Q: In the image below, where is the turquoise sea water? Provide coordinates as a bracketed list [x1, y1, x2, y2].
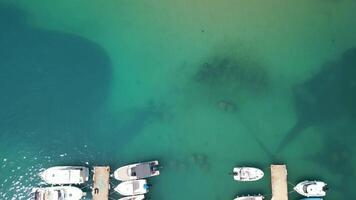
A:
[1, 1, 356, 199]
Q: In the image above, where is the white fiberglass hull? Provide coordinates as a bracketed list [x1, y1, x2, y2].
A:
[33, 186, 84, 200]
[114, 179, 149, 196]
[233, 167, 264, 181]
[234, 195, 264, 200]
[294, 181, 327, 197]
[114, 160, 159, 181]
[118, 194, 145, 200]
[40, 166, 89, 185]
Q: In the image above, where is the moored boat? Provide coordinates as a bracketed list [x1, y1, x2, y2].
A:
[234, 194, 264, 200]
[114, 179, 149, 196]
[300, 198, 323, 200]
[114, 160, 160, 181]
[294, 180, 328, 197]
[40, 166, 89, 185]
[233, 167, 264, 181]
[118, 194, 145, 200]
[32, 186, 85, 200]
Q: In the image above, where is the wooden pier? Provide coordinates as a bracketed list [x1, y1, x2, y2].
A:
[93, 166, 110, 200]
[271, 164, 288, 200]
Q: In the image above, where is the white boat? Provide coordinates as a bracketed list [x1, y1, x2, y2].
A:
[234, 195, 264, 200]
[299, 198, 323, 200]
[32, 186, 85, 200]
[114, 160, 160, 181]
[114, 179, 149, 196]
[294, 180, 328, 197]
[233, 167, 264, 181]
[40, 166, 89, 185]
[118, 195, 145, 200]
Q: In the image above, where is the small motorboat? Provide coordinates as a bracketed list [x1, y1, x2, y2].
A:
[114, 160, 160, 181]
[32, 186, 85, 200]
[39, 166, 89, 185]
[294, 180, 328, 197]
[114, 179, 149, 196]
[300, 198, 323, 200]
[234, 194, 264, 200]
[118, 195, 145, 200]
[233, 167, 264, 181]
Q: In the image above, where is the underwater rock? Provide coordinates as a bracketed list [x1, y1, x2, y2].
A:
[306, 119, 355, 176]
[309, 140, 353, 174]
[167, 159, 189, 171]
[190, 153, 210, 171]
[146, 100, 173, 121]
[217, 100, 237, 113]
[194, 56, 269, 92]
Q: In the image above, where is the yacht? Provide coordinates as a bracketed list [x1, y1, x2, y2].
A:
[40, 166, 89, 185]
[299, 198, 323, 200]
[118, 195, 145, 200]
[32, 186, 85, 200]
[234, 195, 264, 200]
[294, 180, 328, 197]
[114, 160, 160, 181]
[233, 167, 264, 181]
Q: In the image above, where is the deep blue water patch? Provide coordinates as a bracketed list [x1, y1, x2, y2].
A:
[277, 48, 356, 152]
[0, 3, 112, 150]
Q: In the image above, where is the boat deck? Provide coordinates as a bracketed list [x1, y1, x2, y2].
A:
[92, 166, 110, 200]
[271, 164, 288, 200]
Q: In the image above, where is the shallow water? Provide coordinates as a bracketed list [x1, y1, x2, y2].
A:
[1, 0, 356, 199]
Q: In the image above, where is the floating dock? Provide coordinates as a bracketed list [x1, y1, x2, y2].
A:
[93, 166, 110, 200]
[271, 164, 288, 200]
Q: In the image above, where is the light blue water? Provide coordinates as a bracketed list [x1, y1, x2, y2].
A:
[1, 1, 356, 200]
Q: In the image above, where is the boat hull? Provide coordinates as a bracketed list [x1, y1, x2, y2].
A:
[118, 195, 145, 200]
[114, 179, 149, 196]
[233, 167, 264, 181]
[33, 186, 84, 200]
[300, 198, 323, 200]
[40, 166, 89, 185]
[234, 195, 264, 200]
[294, 181, 327, 197]
[114, 161, 159, 181]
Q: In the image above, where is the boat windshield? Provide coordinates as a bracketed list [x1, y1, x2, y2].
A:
[34, 191, 44, 200]
[303, 184, 309, 193]
[239, 169, 251, 180]
[58, 190, 64, 199]
[133, 181, 141, 191]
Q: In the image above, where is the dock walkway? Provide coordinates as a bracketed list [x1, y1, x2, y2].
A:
[271, 164, 288, 200]
[93, 166, 110, 200]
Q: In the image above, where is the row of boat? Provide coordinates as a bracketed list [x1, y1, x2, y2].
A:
[232, 167, 264, 200]
[33, 166, 88, 200]
[114, 160, 160, 199]
[231, 167, 328, 200]
[32, 160, 161, 200]
[32, 163, 327, 200]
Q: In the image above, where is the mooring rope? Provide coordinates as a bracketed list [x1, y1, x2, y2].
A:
[288, 181, 296, 187]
